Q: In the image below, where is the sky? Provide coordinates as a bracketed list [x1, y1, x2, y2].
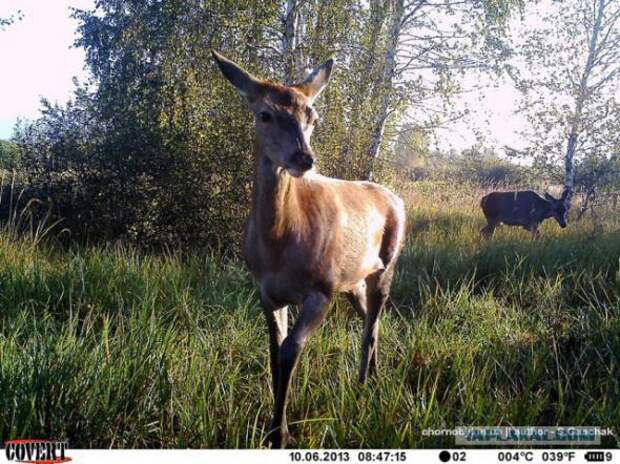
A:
[0, 0, 93, 138]
[431, 77, 527, 153]
[0, 0, 526, 152]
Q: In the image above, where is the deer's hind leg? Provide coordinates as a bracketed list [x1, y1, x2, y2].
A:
[480, 221, 497, 239]
[358, 207, 405, 384]
[358, 266, 395, 384]
[347, 281, 367, 319]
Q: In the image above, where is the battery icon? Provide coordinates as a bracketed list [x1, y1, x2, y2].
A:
[585, 451, 606, 462]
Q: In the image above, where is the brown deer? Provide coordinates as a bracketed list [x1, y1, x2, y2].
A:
[212, 51, 406, 448]
[480, 190, 568, 239]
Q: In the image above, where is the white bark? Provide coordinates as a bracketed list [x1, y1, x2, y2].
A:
[366, 0, 405, 171]
[294, 6, 308, 79]
[281, 0, 307, 83]
[341, 0, 387, 162]
[563, 0, 605, 207]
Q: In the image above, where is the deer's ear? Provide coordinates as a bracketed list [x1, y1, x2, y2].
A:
[212, 50, 262, 99]
[296, 58, 334, 101]
[544, 192, 556, 202]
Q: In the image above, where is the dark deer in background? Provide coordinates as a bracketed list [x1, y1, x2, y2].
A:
[212, 51, 406, 448]
[480, 190, 568, 239]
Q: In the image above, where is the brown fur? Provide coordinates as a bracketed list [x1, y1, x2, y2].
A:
[244, 151, 405, 305]
[212, 51, 406, 448]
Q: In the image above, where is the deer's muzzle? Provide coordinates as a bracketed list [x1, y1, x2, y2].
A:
[290, 151, 314, 172]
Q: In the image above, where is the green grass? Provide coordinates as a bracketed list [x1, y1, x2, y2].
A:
[0, 182, 619, 448]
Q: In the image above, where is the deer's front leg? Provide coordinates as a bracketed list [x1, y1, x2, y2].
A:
[261, 298, 288, 398]
[267, 291, 331, 449]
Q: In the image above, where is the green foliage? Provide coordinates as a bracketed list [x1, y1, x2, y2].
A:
[12, 0, 521, 249]
[394, 142, 527, 187]
[14, 0, 386, 247]
[447, 146, 528, 186]
[0, 10, 22, 30]
[16, 1, 267, 247]
[575, 156, 620, 193]
[0, 140, 20, 172]
[514, 0, 620, 190]
[0, 182, 618, 447]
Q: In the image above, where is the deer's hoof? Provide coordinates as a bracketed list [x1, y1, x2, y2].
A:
[265, 426, 292, 449]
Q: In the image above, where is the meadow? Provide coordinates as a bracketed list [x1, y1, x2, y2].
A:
[0, 181, 619, 448]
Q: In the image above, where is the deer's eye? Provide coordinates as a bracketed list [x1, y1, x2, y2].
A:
[258, 112, 272, 123]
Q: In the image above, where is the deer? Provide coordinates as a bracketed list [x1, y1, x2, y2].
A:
[480, 190, 568, 239]
[212, 51, 406, 448]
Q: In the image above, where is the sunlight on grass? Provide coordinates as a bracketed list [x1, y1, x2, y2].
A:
[0, 181, 619, 448]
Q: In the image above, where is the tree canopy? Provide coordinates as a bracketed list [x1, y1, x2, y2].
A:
[11, 0, 532, 248]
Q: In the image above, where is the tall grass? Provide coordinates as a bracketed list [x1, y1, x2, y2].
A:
[0, 181, 618, 448]
[0, 173, 63, 246]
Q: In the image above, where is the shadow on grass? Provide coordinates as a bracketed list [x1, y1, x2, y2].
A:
[392, 210, 620, 313]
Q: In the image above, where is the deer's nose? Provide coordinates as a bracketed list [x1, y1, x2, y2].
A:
[292, 151, 314, 171]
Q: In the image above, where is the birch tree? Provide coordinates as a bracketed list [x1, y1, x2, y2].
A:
[362, 0, 520, 179]
[0, 10, 22, 30]
[13, 0, 525, 246]
[515, 0, 620, 209]
[366, 0, 407, 171]
[281, 0, 308, 82]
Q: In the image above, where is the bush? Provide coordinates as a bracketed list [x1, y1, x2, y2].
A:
[0, 140, 20, 172]
[445, 148, 527, 186]
[13, 89, 254, 248]
[10, 0, 393, 250]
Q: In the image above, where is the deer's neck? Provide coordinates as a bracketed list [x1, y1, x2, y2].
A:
[252, 151, 302, 240]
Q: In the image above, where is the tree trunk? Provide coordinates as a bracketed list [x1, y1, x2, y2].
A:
[340, 0, 387, 166]
[282, 0, 299, 84]
[563, 0, 605, 207]
[576, 185, 596, 221]
[365, 0, 405, 180]
[294, 6, 308, 79]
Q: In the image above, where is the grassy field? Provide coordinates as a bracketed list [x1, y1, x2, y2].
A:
[0, 181, 619, 448]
